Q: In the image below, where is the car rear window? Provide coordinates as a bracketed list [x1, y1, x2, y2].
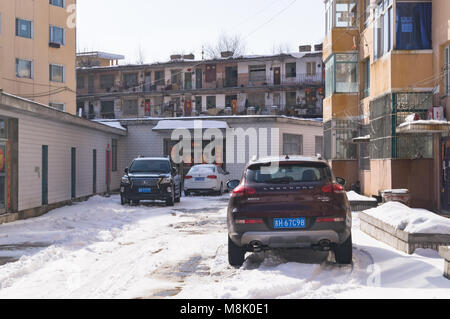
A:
[188, 166, 216, 174]
[246, 162, 332, 184]
[129, 160, 171, 174]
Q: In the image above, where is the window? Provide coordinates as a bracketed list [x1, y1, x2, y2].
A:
[100, 74, 115, 90]
[445, 45, 450, 96]
[286, 63, 296, 78]
[49, 64, 65, 82]
[50, 0, 65, 8]
[16, 18, 32, 38]
[77, 76, 85, 89]
[373, 0, 393, 60]
[49, 103, 65, 111]
[100, 101, 115, 119]
[335, 0, 357, 27]
[195, 96, 202, 112]
[205, 65, 216, 82]
[16, 59, 33, 79]
[286, 91, 297, 107]
[123, 73, 138, 89]
[112, 139, 118, 172]
[123, 99, 138, 116]
[206, 96, 216, 109]
[171, 69, 182, 87]
[363, 0, 371, 28]
[315, 136, 324, 156]
[325, 53, 358, 96]
[283, 134, 303, 155]
[246, 163, 332, 184]
[49, 25, 65, 45]
[155, 71, 165, 86]
[247, 93, 265, 109]
[306, 62, 316, 76]
[362, 58, 370, 98]
[249, 65, 266, 82]
[396, 2, 432, 51]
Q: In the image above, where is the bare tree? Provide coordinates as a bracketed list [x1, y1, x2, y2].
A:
[135, 44, 146, 65]
[271, 42, 292, 55]
[203, 33, 246, 59]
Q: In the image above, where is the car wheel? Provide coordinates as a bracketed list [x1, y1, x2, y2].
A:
[185, 190, 191, 197]
[132, 200, 140, 206]
[333, 234, 353, 265]
[228, 236, 245, 268]
[175, 185, 181, 203]
[166, 187, 175, 206]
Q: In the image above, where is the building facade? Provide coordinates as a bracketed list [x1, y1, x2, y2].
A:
[0, 90, 125, 225]
[76, 50, 325, 120]
[323, 0, 450, 211]
[0, 0, 77, 114]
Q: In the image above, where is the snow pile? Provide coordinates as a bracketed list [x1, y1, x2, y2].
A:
[94, 121, 126, 131]
[347, 191, 377, 202]
[364, 201, 450, 234]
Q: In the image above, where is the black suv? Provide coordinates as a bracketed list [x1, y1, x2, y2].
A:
[120, 157, 182, 206]
[227, 156, 352, 267]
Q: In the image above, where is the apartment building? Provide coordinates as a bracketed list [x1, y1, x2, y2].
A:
[323, 0, 450, 211]
[76, 49, 324, 120]
[0, 0, 76, 114]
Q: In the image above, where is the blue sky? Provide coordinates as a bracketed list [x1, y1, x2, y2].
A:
[76, 0, 325, 64]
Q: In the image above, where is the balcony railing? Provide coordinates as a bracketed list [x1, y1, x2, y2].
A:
[79, 73, 324, 95]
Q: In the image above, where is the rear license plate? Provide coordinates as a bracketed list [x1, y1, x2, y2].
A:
[138, 188, 152, 193]
[274, 218, 306, 229]
[195, 177, 205, 181]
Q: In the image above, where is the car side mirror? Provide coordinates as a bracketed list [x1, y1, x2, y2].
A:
[227, 180, 240, 190]
[124, 168, 129, 174]
[336, 177, 346, 187]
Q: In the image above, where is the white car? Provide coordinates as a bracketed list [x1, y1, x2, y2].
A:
[184, 164, 230, 196]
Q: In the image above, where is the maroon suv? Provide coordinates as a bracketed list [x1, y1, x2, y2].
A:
[227, 156, 352, 267]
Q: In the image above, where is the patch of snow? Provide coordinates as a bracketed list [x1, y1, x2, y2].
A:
[347, 191, 377, 202]
[364, 201, 450, 234]
[93, 121, 126, 131]
[399, 119, 449, 128]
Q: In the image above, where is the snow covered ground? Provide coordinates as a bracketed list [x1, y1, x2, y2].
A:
[0, 195, 449, 299]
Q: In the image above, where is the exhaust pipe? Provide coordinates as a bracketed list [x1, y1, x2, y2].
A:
[249, 241, 263, 253]
[318, 239, 332, 251]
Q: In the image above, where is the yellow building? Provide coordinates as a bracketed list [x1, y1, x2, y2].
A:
[0, 0, 76, 114]
[323, 0, 450, 211]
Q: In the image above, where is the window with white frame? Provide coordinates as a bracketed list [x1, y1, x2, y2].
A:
[50, 0, 65, 8]
[325, 0, 357, 34]
[373, 0, 393, 61]
[49, 25, 65, 45]
[445, 45, 450, 96]
[283, 134, 303, 156]
[49, 64, 65, 82]
[16, 59, 33, 79]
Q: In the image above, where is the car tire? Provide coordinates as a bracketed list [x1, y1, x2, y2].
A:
[175, 185, 181, 203]
[333, 234, 353, 265]
[216, 183, 223, 196]
[228, 236, 245, 267]
[132, 200, 140, 206]
[120, 195, 128, 205]
[166, 187, 175, 206]
[185, 190, 191, 197]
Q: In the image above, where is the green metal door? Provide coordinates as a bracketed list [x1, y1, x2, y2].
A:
[71, 147, 76, 199]
[93, 149, 97, 194]
[42, 145, 48, 205]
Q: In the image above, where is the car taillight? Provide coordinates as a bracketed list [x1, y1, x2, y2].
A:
[185, 176, 193, 180]
[321, 183, 345, 194]
[232, 185, 256, 197]
[235, 219, 264, 224]
[316, 217, 345, 223]
[207, 175, 217, 179]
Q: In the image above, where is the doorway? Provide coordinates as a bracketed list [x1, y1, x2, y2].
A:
[273, 67, 281, 85]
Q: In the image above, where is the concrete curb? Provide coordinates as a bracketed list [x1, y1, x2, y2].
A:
[439, 246, 450, 280]
[359, 212, 450, 254]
